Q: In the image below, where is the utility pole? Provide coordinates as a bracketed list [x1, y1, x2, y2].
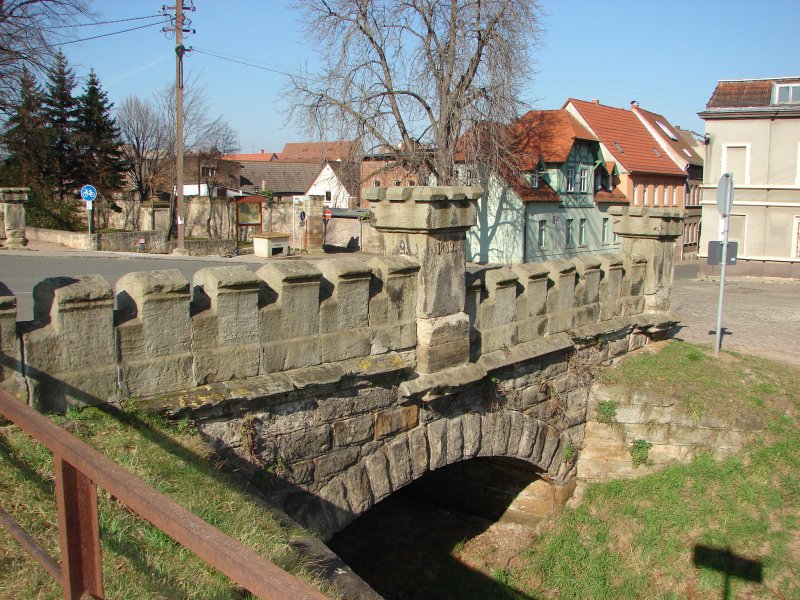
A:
[162, 2, 195, 250]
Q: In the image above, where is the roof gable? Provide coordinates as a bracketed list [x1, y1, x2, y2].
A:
[565, 99, 684, 176]
[280, 141, 360, 163]
[633, 106, 703, 167]
[239, 162, 323, 193]
[509, 110, 597, 168]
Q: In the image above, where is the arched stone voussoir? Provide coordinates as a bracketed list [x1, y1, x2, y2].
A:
[309, 411, 571, 537]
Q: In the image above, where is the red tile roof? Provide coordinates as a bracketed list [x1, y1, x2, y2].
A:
[280, 141, 360, 163]
[509, 110, 597, 168]
[633, 107, 703, 167]
[223, 151, 278, 162]
[705, 80, 773, 109]
[565, 99, 684, 176]
[594, 188, 628, 204]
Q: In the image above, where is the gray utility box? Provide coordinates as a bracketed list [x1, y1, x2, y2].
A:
[707, 241, 738, 266]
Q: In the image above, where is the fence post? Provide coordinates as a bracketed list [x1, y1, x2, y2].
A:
[55, 457, 104, 600]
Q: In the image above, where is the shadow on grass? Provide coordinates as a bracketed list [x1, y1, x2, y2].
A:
[693, 544, 763, 600]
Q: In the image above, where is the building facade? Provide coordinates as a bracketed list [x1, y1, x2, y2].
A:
[698, 77, 800, 277]
[564, 99, 695, 259]
[466, 110, 626, 264]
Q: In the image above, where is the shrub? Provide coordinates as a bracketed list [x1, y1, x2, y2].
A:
[597, 400, 617, 424]
[630, 439, 653, 467]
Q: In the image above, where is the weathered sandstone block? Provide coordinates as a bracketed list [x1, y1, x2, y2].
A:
[23, 275, 116, 410]
[191, 266, 260, 384]
[257, 261, 321, 372]
[116, 270, 192, 397]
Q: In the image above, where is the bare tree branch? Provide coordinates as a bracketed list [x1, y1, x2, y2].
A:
[288, 0, 542, 185]
[0, 0, 94, 114]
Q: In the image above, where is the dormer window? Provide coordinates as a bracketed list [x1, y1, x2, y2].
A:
[531, 169, 539, 189]
[775, 83, 800, 104]
[201, 166, 216, 178]
[566, 168, 575, 192]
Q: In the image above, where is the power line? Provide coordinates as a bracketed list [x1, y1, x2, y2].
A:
[192, 48, 295, 78]
[45, 14, 165, 29]
[38, 20, 171, 50]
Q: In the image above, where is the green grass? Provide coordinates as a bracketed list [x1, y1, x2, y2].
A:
[0, 405, 335, 599]
[508, 342, 800, 599]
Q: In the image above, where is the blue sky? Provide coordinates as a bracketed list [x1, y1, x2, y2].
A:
[60, 0, 800, 153]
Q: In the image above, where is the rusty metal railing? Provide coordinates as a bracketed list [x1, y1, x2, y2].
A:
[0, 388, 328, 600]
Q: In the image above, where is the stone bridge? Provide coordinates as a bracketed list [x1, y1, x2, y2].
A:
[0, 186, 683, 539]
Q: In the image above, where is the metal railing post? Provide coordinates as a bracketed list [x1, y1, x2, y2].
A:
[54, 457, 105, 600]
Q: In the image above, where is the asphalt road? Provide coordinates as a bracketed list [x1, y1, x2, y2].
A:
[670, 266, 800, 367]
[0, 248, 261, 321]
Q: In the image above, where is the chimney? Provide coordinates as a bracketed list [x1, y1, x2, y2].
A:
[630, 100, 639, 108]
[592, 99, 600, 105]
[260, 149, 265, 154]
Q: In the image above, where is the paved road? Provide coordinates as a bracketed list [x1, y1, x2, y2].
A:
[671, 262, 800, 367]
[0, 240, 379, 321]
[0, 242, 280, 320]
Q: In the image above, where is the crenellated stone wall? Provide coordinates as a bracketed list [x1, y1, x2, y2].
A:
[0, 186, 685, 538]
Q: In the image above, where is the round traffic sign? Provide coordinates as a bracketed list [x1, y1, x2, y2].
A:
[80, 185, 97, 201]
[323, 208, 332, 221]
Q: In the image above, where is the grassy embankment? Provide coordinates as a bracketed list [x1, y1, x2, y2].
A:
[0, 404, 336, 599]
[471, 342, 799, 599]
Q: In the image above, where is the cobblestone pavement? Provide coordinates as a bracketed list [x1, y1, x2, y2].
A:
[671, 263, 800, 367]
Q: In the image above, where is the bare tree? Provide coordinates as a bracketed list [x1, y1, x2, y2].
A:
[157, 76, 239, 237]
[0, 0, 93, 114]
[117, 95, 170, 228]
[289, 0, 542, 186]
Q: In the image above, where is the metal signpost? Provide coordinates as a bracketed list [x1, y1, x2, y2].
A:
[713, 173, 734, 356]
[81, 185, 97, 250]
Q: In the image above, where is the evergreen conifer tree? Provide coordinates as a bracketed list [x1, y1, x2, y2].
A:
[0, 68, 49, 187]
[0, 68, 70, 229]
[76, 69, 126, 227]
[42, 50, 82, 228]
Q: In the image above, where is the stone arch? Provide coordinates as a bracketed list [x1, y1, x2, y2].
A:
[309, 410, 570, 539]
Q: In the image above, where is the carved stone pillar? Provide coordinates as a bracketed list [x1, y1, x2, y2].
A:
[0, 187, 29, 248]
[366, 186, 482, 374]
[608, 206, 685, 311]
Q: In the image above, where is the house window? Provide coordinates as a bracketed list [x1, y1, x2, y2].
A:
[537, 220, 547, 248]
[642, 186, 648, 206]
[201, 166, 216, 178]
[602, 217, 610, 244]
[613, 231, 620, 244]
[594, 170, 602, 191]
[407, 180, 415, 186]
[531, 170, 539, 189]
[565, 218, 574, 246]
[723, 144, 750, 186]
[566, 168, 575, 192]
[578, 218, 587, 245]
[373, 180, 381, 187]
[394, 180, 402, 186]
[579, 169, 588, 192]
[325, 191, 332, 202]
[775, 83, 800, 104]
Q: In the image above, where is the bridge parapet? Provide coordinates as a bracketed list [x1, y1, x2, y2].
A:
[1, 188, 683, 414]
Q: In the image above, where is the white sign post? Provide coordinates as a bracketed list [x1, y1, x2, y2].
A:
[714, 173, 734, 356]
[81, 185, 97, 250]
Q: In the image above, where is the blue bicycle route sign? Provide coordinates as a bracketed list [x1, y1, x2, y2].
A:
[80, 185, 97, 201]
